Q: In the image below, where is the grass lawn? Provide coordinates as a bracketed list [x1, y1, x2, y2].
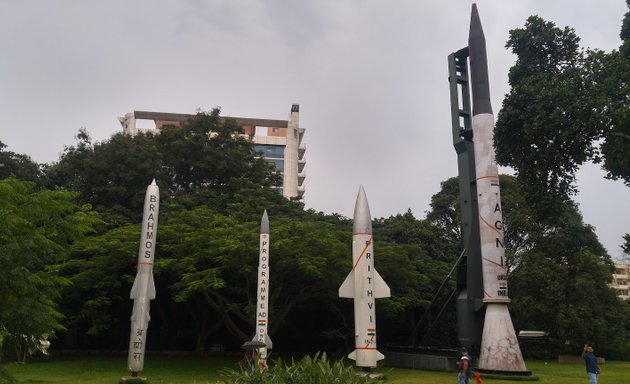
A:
[4, 356, 629, 384]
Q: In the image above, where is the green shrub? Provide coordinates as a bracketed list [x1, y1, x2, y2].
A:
[220, 352, 375, 384]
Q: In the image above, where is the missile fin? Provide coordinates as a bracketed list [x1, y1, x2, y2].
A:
[338, 271, 355, 298]
[130, 274, 140, 299]
[376, 350, 385, 361]
[147, 273, 156, 300]
[265, 333, 273, 349]
[373, 269, 391, 298]
[250, 333, 273, 349]
[348, 350, 357, 360]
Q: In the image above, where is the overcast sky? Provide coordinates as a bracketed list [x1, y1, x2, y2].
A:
[1, 0, 628, 259]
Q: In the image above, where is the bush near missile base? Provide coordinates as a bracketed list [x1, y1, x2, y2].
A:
[219, 352, 377, 384]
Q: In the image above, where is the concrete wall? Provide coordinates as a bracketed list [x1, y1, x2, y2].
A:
[385, 352, 458, 371]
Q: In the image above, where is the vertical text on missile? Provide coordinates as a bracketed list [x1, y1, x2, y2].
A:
[142, 194, 158, 261]
[257, 233, 269, 338]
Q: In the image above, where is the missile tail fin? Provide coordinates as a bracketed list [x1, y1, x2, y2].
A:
[130, 274, 140, 299]
[251, 333, 273, 349]
[373, 269, 391, 298]
[265, 333, 273, 349]
[338, 271, 355, 298]
[147, 273, 156, 300]
[376, 350, 385, 361]
[348, 350, 357, 360]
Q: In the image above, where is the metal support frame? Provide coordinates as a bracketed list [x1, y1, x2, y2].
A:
[448, 48, 485, 351]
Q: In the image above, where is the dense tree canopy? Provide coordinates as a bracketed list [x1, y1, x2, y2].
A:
[0, 178, 99, 360]
[495, 4, 630, 221]
[495, 16, 596, 215]
[47, 109, 280, 220]
[0, 141, 42, 185]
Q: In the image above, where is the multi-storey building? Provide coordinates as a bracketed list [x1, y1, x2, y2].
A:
[612, 264, 630, 300]
[119, 104, 306, 199]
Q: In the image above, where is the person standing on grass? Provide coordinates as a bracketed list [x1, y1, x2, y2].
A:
[457, 347, 472, 384]
[582, 344, 600, 384]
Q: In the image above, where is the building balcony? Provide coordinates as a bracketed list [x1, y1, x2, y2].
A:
[298, 172, 306, 185]
[298, 158, 306, 173]
[297, 185, 305, 197]
[298, 144, 306, 158]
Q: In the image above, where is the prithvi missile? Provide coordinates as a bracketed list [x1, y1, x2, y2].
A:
[127, 179, 160, 375]
[339, 186, 390, 369]
[469, 4, 527, 373]
[253, 210, 273, 359]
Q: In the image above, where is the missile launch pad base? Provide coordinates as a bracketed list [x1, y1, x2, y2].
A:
[356, 370, 386, 380]
[119, 376, 149, 384]
[476, 369, 539, 381]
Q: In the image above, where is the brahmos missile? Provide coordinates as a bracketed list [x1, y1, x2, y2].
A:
[469, 4, 527, 373]
[339, 186, 390, 369]
[253, 210, 273, 359]
[127, 179, 159, 375]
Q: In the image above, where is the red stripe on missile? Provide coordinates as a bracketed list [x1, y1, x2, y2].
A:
[482, 257, 506, 269]
[479, 215, 502, 237]
[352, 236, 373, 271]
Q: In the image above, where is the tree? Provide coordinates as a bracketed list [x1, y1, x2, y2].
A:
[596, 0, 630, 185]
[508, 202, 628, 358]
[373, 210, 459, 346]
[155, 205, 353, 354]
[623, 233, 630, 258]
[57, 224, 139, 344]
[47, 109, 280, 220]
[47, 129, 167, 220]
[494, 16, 596, 217]
[156, 109, 279, 195]
[0, 178, 99, 361]
[0, 141, 42, 184]
[495, 8, 630, 236]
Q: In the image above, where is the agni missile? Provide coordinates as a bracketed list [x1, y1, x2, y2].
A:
[127, 179, 160, 376]
[469, 4, 527, 373]
[252, 210, 273, 359]
[339, 186, 390, 369]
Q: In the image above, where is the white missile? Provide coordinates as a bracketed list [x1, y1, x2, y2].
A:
[469, 4, 527, 373]
[339, 186, 390, 369]
[127, 179, 159, 375]
[253, 210, 272, 359]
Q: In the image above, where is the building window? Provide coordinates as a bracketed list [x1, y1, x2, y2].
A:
[265, 159, 284, 172]
[254, 145, 284, 159]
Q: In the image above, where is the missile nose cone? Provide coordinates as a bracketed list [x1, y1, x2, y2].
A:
[150, 179, 157, 186]
[352, 185, 372, 235]
[468, 3, 493, 116]
[469, 4, 484, 44]
[261, 210, 269, 234]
